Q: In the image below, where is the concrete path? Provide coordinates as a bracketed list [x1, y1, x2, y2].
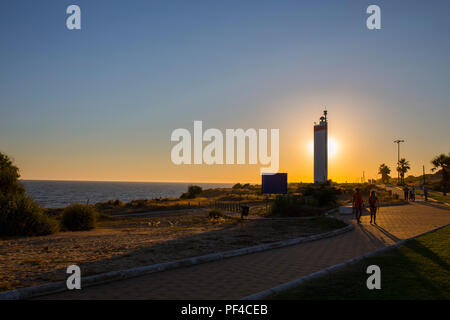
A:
[40, 202, 449, 300]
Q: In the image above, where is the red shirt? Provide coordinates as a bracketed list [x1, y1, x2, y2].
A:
[354, 193, 363, 206]
[369, 196, 378, 206]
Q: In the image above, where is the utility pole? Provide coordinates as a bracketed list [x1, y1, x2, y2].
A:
[423, 165, 426, 187]
[394, 140, 405, 184]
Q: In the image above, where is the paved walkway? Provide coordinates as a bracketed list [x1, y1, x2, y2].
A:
[41, 203, 449, 300]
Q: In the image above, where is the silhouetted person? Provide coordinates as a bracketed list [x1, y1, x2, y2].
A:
[403, 185, 409, 201]
[368, 190, 380, 224]
[424, 187, 428, 201]
[409, 186, 416, 201]
[353, 188, 363, 224]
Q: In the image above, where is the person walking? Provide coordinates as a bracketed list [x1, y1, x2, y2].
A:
[403, 185, 409, 201]
[353, 188, 363, 224]
[410, 186, 416, 201]
[424, 186, 428, 201]
[368, 190, 380, 224]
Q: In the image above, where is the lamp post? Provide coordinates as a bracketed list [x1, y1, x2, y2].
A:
[394, 140, 405, 184]
[423, 165, 426, 187]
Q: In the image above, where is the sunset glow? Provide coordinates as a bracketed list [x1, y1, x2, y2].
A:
[308, 138, 339, 159]
[1, 1, 449, 185]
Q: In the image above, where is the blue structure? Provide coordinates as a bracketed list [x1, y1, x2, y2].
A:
[262, 173, 288, 194]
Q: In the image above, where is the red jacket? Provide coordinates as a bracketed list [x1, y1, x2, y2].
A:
[353, 193, 363, 206]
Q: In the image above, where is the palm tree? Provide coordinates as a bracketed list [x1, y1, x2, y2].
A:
[431, 153, 450, 195]
[378, 163, 391, 184]
[397, 158, 410, 185]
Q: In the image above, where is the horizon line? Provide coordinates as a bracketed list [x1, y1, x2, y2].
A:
[19, 178, 241, 184]
[19, 178, 391, 184]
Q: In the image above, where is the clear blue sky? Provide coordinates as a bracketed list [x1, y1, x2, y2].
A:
[1, 0, 449, 182]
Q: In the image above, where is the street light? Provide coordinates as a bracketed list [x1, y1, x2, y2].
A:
[394, 139, 405, 184]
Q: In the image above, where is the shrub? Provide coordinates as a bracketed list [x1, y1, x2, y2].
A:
[208, 209, 224, 219]
[232, 183, 242, 189]
[62, 203, 97, 231]
[0, 196, 59, 236]
[270, 196, 324, 217]
[180, 185, 203, 199]
[0, 152, 59, 237]
[113, 199, 124, 206]
[314, 187, 338, 207]
[300, 185, 338, 207]
[95, 199, 126, 211]
[126, 199, 152, 208]
[216, 194, 243, 201]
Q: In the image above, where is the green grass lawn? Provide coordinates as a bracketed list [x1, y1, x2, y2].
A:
[429, 192, 450, 204]
[415, 190, 450, 204]
[269, 225, 450, 300]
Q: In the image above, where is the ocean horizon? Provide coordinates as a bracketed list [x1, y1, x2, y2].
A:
[20, 180, 234, 208]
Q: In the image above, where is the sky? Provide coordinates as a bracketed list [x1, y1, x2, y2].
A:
[1, 0, 449, 183]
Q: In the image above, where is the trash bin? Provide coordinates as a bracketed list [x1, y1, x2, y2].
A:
[240, 205, 249, 219]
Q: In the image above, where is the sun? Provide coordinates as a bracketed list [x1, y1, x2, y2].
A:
[308, 138, 339, 159]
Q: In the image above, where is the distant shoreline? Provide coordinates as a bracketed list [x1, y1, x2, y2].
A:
[19, 179, 239, 184]
[20, 180, 235, 209]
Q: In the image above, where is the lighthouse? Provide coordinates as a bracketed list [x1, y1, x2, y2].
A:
[314, 110, 328, 184]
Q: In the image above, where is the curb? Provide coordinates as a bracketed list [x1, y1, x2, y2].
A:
[241, 223, 450, 300]
[0, 216, 353, 300]
[415, 200, 450, 210]
[427, 198, 450, 207]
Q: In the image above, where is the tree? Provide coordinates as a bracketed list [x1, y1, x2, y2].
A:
[431, 153, 450, 196]
[396, 158, 410, 185]
[180, 185, 203, 199]
[378, 163, 391, 184]
[0, 152, 25, 199]
[232, 183, 242, 189]
[0, 152, 58, 236]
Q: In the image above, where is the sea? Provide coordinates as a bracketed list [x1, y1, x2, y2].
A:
[20, 180, 233, 208]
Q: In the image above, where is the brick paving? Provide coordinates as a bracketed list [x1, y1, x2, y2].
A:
[40, 202, 449, 300]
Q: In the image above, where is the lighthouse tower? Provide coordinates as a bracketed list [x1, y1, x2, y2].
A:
[314, 110, 328, 184]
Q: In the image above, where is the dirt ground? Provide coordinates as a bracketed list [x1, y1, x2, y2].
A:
[0, 210, 343, 292]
